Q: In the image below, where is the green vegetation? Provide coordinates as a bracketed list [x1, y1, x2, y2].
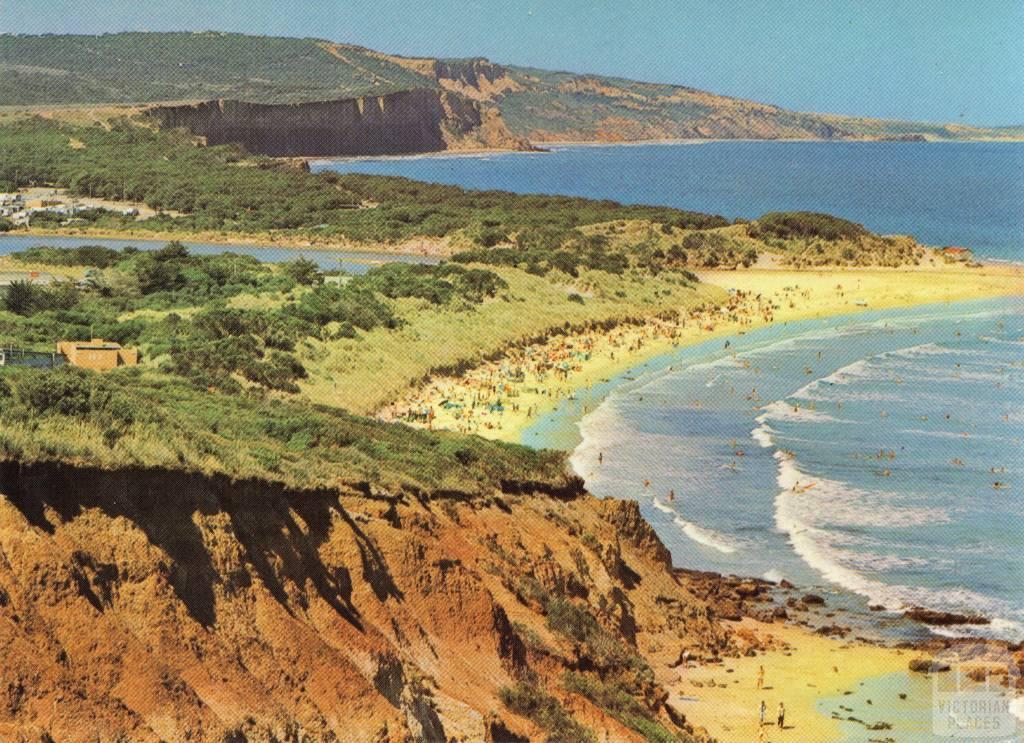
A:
[299, 265, 717, 413]
[0, 119, 365, 232]
[545, 598, 651, 686]
[506, 575, 671, 741]
[0, 117, 927, 271]
[2, 32, 1013, 144]
[12, 244, 126, 268]
[563, 673, 678, 743]
[2, 238, 717, 415]
[0, 364, 570, 495]
[0, 32, 434, 105]
[499, 682, 596, 743]
[357, 263, 508, 305]
[748, 212, 924, 267]
[3, 243, 525, 394]
[675, 232, 757, 269]
[0, 117, 729, 247]
[749, 211, 868, 242]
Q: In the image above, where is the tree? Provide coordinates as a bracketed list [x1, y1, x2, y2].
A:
[4, 280, 42, 315]
[281, 257, 322, 286]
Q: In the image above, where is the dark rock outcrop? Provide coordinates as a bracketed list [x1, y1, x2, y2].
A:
[148, 89, 529, 157]
[909, 658, 952, 673]
[904, 607, 991, 626]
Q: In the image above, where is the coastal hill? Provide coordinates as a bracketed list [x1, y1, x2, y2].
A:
[2, 31, 1020, 157]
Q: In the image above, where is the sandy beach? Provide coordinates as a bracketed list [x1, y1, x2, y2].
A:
[380, 264, 1023, 444]
[669, 619, 918, 742]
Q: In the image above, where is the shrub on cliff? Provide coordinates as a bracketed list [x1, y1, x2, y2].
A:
[499, 683, 596, 743]
[545, 598, 651, 686]
[563, 673, 677, 743]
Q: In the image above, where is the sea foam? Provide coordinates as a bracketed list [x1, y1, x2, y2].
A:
[673, 515, 739, 554]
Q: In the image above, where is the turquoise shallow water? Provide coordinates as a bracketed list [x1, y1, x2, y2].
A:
[315, 141, 1024, 262]
[524, 297, 1024, 644]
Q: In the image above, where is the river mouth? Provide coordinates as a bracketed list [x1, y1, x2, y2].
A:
[525, 296, 1024, 644]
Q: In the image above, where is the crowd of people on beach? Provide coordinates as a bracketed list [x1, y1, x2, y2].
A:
[380, 286, 786, 435]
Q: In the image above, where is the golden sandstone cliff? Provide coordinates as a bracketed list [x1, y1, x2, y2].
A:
[0, 460, 751, 741]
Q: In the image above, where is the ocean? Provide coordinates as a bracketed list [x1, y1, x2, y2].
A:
[315, 140, 1024, 263]
[523, 297, 1023, 643]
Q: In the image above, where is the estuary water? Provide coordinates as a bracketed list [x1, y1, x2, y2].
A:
[0, 233, 440, 273]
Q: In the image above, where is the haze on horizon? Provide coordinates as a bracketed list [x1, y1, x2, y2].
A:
[1, 0, 1021, 128]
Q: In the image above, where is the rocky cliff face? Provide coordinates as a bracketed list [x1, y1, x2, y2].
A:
[149, 88, 530, 157]
[0, 460, 731, 741]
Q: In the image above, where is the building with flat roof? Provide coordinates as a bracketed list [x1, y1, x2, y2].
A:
[57, 339, 138, 371]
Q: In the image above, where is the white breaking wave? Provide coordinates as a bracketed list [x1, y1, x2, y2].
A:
[751, 422, 775, 448]
[774, 455, 948, 529]
[887, 342, 976, 358]
[652, 497, 675, 514]
[763, 569, 787, 583]
[899, 428, 1006, 442]
[981, 335, 1024, 346]
[673, 515, 739, 554]
[772, 452, 1023, 641]
[757, 400, 847, 424]
[569, 398, 633, 480]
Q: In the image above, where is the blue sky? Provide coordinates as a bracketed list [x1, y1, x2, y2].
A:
[2, 0, 1021, 126]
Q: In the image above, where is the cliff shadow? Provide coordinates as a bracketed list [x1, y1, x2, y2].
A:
[0, 461, 387, 631]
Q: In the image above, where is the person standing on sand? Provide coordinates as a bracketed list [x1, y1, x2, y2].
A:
[759, 700, 766, 726]
[758, 725, 768, 743]
[777, 701, 785, 729]
[756, 664, 765, 689]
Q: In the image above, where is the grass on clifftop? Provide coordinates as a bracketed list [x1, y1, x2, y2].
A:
[0, 241, 712, 492]
[299, 264, 719, 413]
[0, 365, 570, 496]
